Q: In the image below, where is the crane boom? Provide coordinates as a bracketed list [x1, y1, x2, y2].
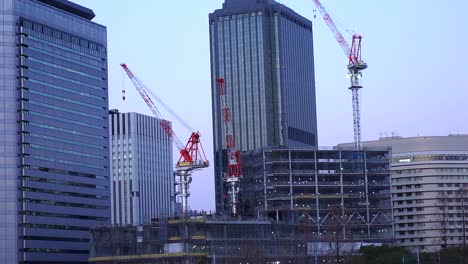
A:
[312, 0, 367, 150]
[312, 0, 350, 58]
[120, 63, 184, 150]
[121, 63, 209, 213]
[120, 63, 209, 168]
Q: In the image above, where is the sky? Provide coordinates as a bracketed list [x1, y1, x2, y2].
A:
[73, 0, 468, 211]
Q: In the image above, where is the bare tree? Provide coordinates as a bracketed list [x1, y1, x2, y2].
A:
[456, 188, 468, 247]
[456, 187, 468, 263]
[438, 193, 450, 250]
[322, 205, 355, 263]
[295, 213, 316, 264]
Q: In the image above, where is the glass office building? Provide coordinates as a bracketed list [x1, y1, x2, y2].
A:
[1, 0, 109, 262]
[209, 0, 318, 211]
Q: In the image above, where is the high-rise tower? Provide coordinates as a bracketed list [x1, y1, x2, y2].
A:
[0, 0, 109, 262]
[209, 0, 318, 212]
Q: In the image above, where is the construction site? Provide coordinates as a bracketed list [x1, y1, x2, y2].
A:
[89, 214, 312, 263]
[241, 147, 394, 241]
[89, 147, 393, 263]
[89, 0, 395, 263]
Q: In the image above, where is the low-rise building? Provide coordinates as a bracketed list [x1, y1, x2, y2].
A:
[339, 135, 468, 252]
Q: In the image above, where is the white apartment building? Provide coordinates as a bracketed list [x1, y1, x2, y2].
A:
[340, 135, 468, 252]
[109, 110, 174, 225]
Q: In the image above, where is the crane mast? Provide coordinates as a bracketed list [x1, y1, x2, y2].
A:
[120, 63, 209, 213]
[312, 0, 367, 150]
[216, 78, 242, 216]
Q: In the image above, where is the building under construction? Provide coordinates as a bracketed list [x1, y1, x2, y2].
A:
[240, 147, 394, 241]
[89, 147, 394, 263]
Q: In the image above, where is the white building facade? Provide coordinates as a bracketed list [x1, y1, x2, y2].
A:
[110, 110, 174, 225]
[340, 135, 468, 252]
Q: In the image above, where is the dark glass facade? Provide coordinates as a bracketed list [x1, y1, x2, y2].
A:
[209, 0, 318, 212]
[0, 0, 109, 262]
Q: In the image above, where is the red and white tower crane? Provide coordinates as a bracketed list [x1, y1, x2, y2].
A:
[216, 78, 242, 216]
[120, 63, 209, 213]
[312, 0, 368, 150]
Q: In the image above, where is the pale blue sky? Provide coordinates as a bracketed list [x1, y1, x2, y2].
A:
[73, 0, 468, 211]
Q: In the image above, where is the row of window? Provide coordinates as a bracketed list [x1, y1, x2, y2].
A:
[22, 175, 107, 190]
[395, 192, 423, 197]
[24, 165, 107, 181]
[21, 19, 106, 53]
[26, 78, 104, 100]
[22, 187, 108, 200]
[26, 143, 105, 160]
[26, 56, 104, 80]
[397, 207, 424, 212]
[22, 210, 107, 222]
[394, 168, 468, 174]
[27, 68, 104, 91]
[394, 154, 468, 163]
[24, 34, 103, 63]
[440, 221, 467, 226]
[396, 184, 422, 189]
[26, 121, 105, 139]
[27, 154, 106, 170]
[438, 183, 468, 187]
[22, 248, 88, 254]
[27, 45, 103, 71]
[25, 132, 105, 150]
[26, 88, 104, 111]
[398, 222, 426, 228]
[393, 176, 468, 183]
[25, 100, 104, 120]
[21, 223, 88, 232]
[440, 205, 468, 211]
[27, 111, 104, 130]
[396, 200, 425, 205]
[23, 198, 107, 210]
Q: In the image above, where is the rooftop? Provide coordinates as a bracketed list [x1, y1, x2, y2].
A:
[36, 0, 95, 20]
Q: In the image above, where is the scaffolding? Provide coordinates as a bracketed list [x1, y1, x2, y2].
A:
[241, 147, 394, 243]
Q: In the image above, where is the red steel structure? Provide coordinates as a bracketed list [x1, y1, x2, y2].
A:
[120, 63, 209, 212]
[120, 63, 208, 169]
[312, 0, 364, 66]
[216, 78, 241, 177]
[216, 78, 242, 215]
[312, 0, 367, 150]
